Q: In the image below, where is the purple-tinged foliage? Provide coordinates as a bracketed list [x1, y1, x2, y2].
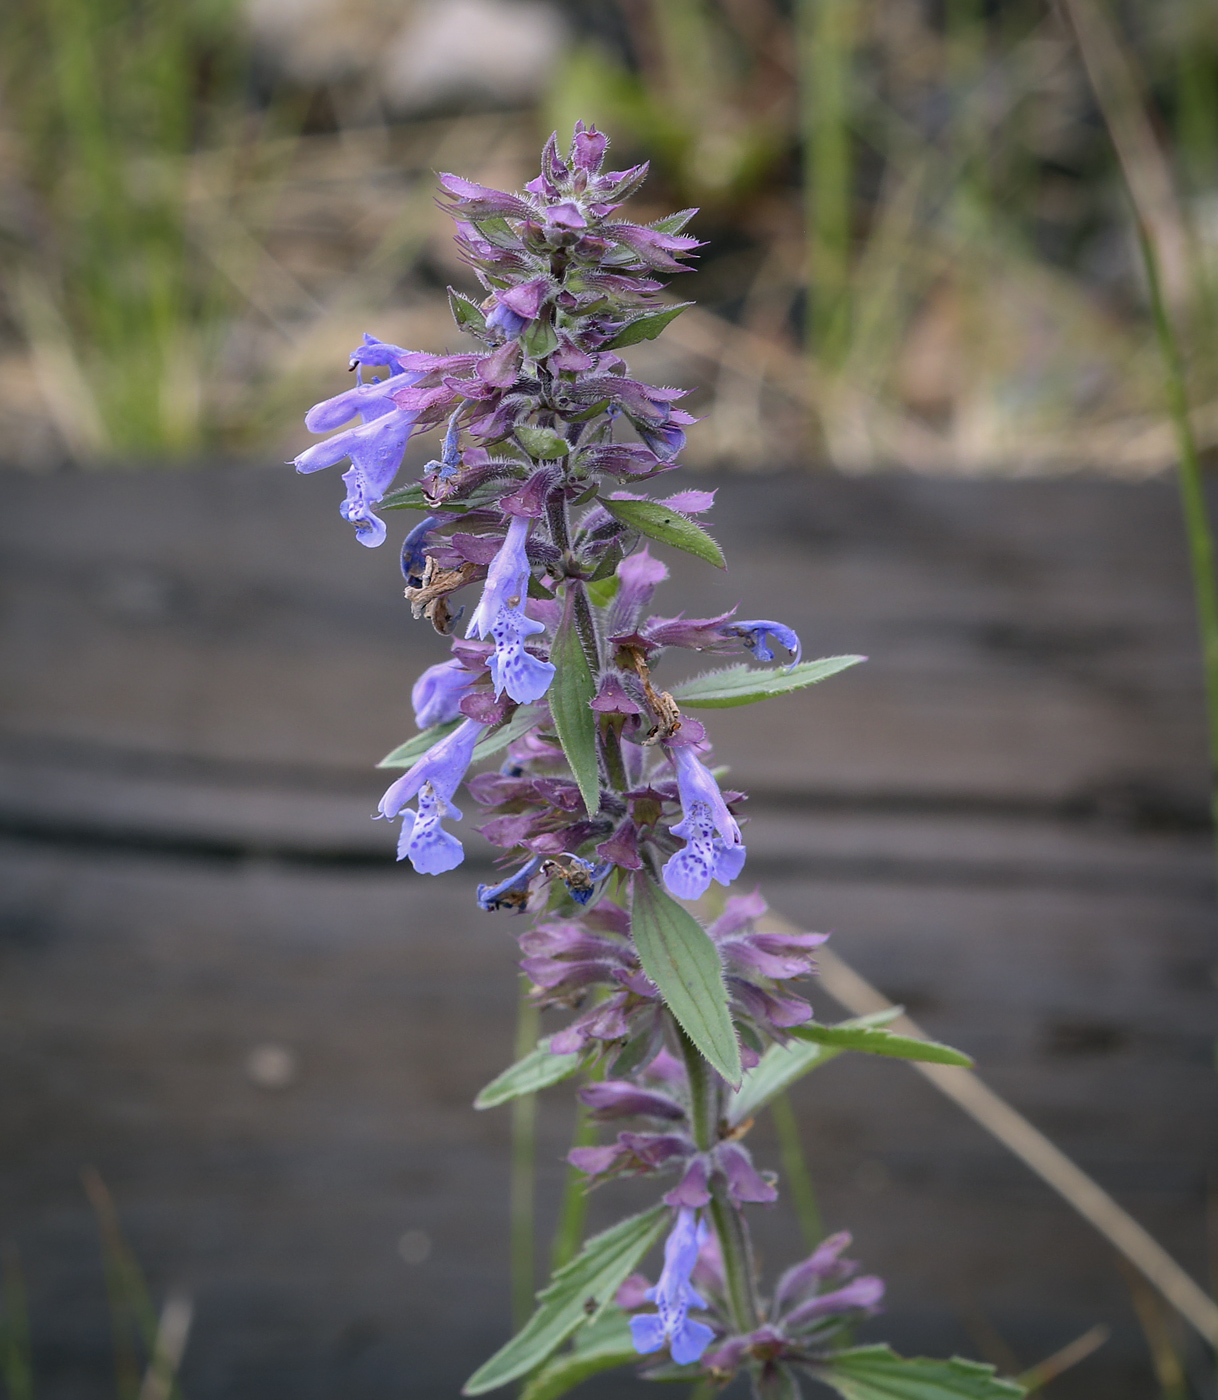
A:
[292, 125, 899, 1400]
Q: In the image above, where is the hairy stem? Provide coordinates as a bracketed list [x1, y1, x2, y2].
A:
[676, 1027, 760, 1332]
[510, 979, 539, 1331]
[709, 1183, 760, 1335]
[676, 1025, 718, 1153]
[771, 1090, 824, 1249]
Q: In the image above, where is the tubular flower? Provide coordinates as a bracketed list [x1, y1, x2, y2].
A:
[467, 515, 556, 704]
[294, 335, 422, 547]
[377, 717, 485, 874]
[662, 746, 746, 900]
[411, 658, 475, 729]
[630, 1209, 716, 1366]
[729, 620, 802, 668]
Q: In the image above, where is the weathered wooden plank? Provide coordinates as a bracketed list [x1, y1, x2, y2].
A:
[0, 464, 1213, 1398]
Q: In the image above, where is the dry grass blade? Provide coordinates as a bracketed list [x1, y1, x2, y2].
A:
[755, 913, 1218, 1348]
[1016, 1323, 1110, 1392]
[137, 1296, 193, 1400]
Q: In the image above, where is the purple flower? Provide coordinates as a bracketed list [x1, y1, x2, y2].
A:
[578, 1081, 686, 1121]
[630, 1210, 716, 1366]
[662, 747, 746, 900]
[378, 717, 485, 874]
[783, 1275, 885, 1331]
[294, 336, 422, 547]
[467, 516, 556, 704]
[411, 658, 475, 729]
[729, 621, 802, 668]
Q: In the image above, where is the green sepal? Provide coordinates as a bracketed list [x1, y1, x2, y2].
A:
[597, 497, 725, 569]
[649, 209, 698, 235]
[728, 1010, 901, 1125]
[376, 719, 462, 769]
[630, 874, 742, 1088]
[813, 1345, 1026, 1400]
[517, 1310, 638, 1400]
[473, 1039, 581, 1109]
[516, 425, 571, 460]
[789, 1022, 973, 1067]
[549, 586, 600, 816]
[521, 318, 560, 361]
[462, 1206, 668, 1395]
[668, 656, 865, 708]
[603, 302, 693, 349]
[449, 288, 487, 335]
[379, 481, 441, 513]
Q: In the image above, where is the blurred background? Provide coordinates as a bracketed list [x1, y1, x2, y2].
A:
[1, 1, 1217, 1398]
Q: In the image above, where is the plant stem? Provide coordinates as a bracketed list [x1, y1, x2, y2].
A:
[708, 1184, 760, 1335]
[676, 1026, 718, 1154]
[1137, 221, 1218, 876]
[1, 1246, 34, 1400]
[770, 1090, 824, 1249]
[510, 979, 539, 1332]
[550, 1099, 596, 1273]
[676, 1026, 760, 1333]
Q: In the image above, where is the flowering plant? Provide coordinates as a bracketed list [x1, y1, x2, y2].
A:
[294, 125, 1023, 1400]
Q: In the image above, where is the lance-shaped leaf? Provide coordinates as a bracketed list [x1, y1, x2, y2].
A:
[598, 497, 725, 570]
[518, 1310, 638, 1400]
[474, 1039, 581, 1110]
[604, 302, 693, 349]
[813, 1345, 1026, 1400]
[728, 1010, 901, 1125]
[669, 657, 865, 709]
[377, 719, 462, 769]
[472, 705, 545, 762]
[631, 875, 741, 1087]
[549, 588, 600, 815]
[788, 1022, 973, 1067]
[462, 1206, 668, 1395]
[516, 425, 570, 459]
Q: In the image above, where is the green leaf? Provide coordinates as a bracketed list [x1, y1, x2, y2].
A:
[376, 719, 462, 769]
[474, 1039, 581, 1109]
[516, 424, 571, 459]
[668, 656, 865, 709]
[549, 588, 600, 816]
[728, 1010, 901, 1125]
[462, 1207, 667, 1395]
[630, 875, 741, 1088]
[472, 706, 545, 763]
[603, 302, 693, 349]
[379, 481, 434, 512]
[521, 318, 560, 361]
[788, 1023, 973, 1067]
[449, 288, 487, 335]
[518, 1311, 637, 1400]
[598, 497, 725, 569]
[815, 1345, 1026, 1400]
[584, 574, 620, 608]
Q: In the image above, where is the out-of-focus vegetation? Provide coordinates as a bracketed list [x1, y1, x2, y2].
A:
[0, 0, 1216, 472]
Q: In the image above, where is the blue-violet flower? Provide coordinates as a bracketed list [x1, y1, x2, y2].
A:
[630, 1209, 716, 1366]
[467, 515, 556, 704]
[378, 717, 485, 874]
[662, 747, 746, 900]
